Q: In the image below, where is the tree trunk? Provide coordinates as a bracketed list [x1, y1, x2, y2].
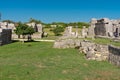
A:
[27, 34, 32, 41]
[18, 35, 20, 38]
[22, 35, 25, 43]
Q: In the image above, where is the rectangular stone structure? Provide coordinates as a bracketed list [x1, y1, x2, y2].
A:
[0, 29, 12, 46]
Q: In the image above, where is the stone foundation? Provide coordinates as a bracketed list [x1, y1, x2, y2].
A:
[53, 39, 120, 66]
[53, 39, 109, 61]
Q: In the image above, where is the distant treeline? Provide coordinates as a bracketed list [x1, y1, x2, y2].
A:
[2, 18, 90, 28]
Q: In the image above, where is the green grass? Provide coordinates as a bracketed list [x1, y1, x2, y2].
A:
[82, 37, 120, 46]
[41, 36, 59, 40]
[44, 28, 54, 36]
[0, 42, 120, 80]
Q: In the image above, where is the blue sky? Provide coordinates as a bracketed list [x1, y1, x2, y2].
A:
[0, 0, 120, 23]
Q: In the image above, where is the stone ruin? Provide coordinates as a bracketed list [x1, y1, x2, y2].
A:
[27, 22, 43, 38]
[0, 28, 12, 46]
[53, 39, 109, 61]
[53, 39, 120, 66]
[59, 26, 78, 39]
[79, 40, 109, 61]
[0, 22, 15, 32]
[12, 22, 44, 39]
[53, 18, 120, 66]
[80, 18, 120, 38]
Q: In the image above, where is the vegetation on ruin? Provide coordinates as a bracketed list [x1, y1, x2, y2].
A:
[0, 41, 120, 80]
[14, 22, 35, 40]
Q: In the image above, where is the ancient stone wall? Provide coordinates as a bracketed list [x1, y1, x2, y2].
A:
[95, 23, 106, 36]
[53, 39, 109, 61]
[53, 38, 120, 66]
[0, 29, 12, 45]
[79, 41, 109, 61]
[108, 45, 120, 67]
[53, 39, 81, 49]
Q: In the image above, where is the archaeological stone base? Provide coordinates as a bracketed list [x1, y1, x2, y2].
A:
[53, 39, 120, 67]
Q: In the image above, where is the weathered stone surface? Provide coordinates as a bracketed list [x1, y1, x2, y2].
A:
[108, 45, 120, 67]
[62, 26, 78, 39]
[79, 18, 120, 38]
[79, 41, 109, 61]
[0, 22, 15, 32]
[53, 39, 81, 49]
[0, 28, 12, 46]
[81, 26, 88, 38]
[53, 39, 109, 61]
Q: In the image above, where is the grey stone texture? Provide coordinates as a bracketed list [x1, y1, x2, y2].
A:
[62, 26, 78, 39]
[108, 45, 120, 67]
[0, 28, 12, 45]
[26, 23, 43, 39]
[79, 40, 109, 61]
[53, 39, 109, 61]
[0, 22, 15, 32]
[53, 39, 81, 49]
[80, 18, 120, 38]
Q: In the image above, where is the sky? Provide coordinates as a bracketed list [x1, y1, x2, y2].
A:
[0, 0, 120, 23]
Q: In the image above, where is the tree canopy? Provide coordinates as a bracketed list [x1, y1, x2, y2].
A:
[14, 22, 35, 40]
[29, 18, 42, 24]
[2, 20, 15, 23]
[53, 25, 64, 36]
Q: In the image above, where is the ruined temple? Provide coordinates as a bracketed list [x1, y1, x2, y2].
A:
[88, 18, 120, 38]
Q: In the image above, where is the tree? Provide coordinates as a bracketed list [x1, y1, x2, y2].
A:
[29, 18, 42, 24]
[53, 26, 64, 36]
[25, 26, 35, 41]
[14, 22, 35, 42]
[2, 20, 15, 23]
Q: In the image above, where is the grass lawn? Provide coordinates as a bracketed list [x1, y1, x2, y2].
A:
[0, 41, 120, 80]
[82, 37, 120, 46]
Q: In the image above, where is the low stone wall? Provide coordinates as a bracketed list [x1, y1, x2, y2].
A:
[0, 29, 12, 45]
[12, 33, 42, 39]
[79, 41, 109, 61]
[53, 39, 81, 49]
[53, 39, 109, 61]
[53, 39, 120, 66]
[108, 45, 120, 67]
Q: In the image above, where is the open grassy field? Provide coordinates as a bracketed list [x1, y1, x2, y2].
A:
[0, 41, 120, 80]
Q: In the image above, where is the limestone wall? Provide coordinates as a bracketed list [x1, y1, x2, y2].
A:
[108, 45, 120, 67]
[53, 39, 81, 49]
[0, 29, 12, 45]
[53, 39, 109, 61]
[53, 38, 120, 66]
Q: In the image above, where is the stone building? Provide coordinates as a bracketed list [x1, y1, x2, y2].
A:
[27, 22, 43, 33]
[27, 22, 43, 38]
[95, 18, 120, 37]
[63, 26, 78, 38]
[0, 28, 12, 46]
[0, 22, 15, 32]
[86, 18, 120, 38]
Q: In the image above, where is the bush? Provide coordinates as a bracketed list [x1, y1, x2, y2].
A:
[53, 26, 64, 36]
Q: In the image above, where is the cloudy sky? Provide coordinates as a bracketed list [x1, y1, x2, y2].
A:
[0, 0, 120, 23]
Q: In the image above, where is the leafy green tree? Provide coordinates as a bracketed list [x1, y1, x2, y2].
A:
[25, 26, 35, 41]
[2, 20, 15, 23]
[14, 22, 35, 41]
[53, 26, 64, 36]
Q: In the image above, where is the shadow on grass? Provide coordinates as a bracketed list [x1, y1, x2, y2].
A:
[24, 40, 40, 43]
